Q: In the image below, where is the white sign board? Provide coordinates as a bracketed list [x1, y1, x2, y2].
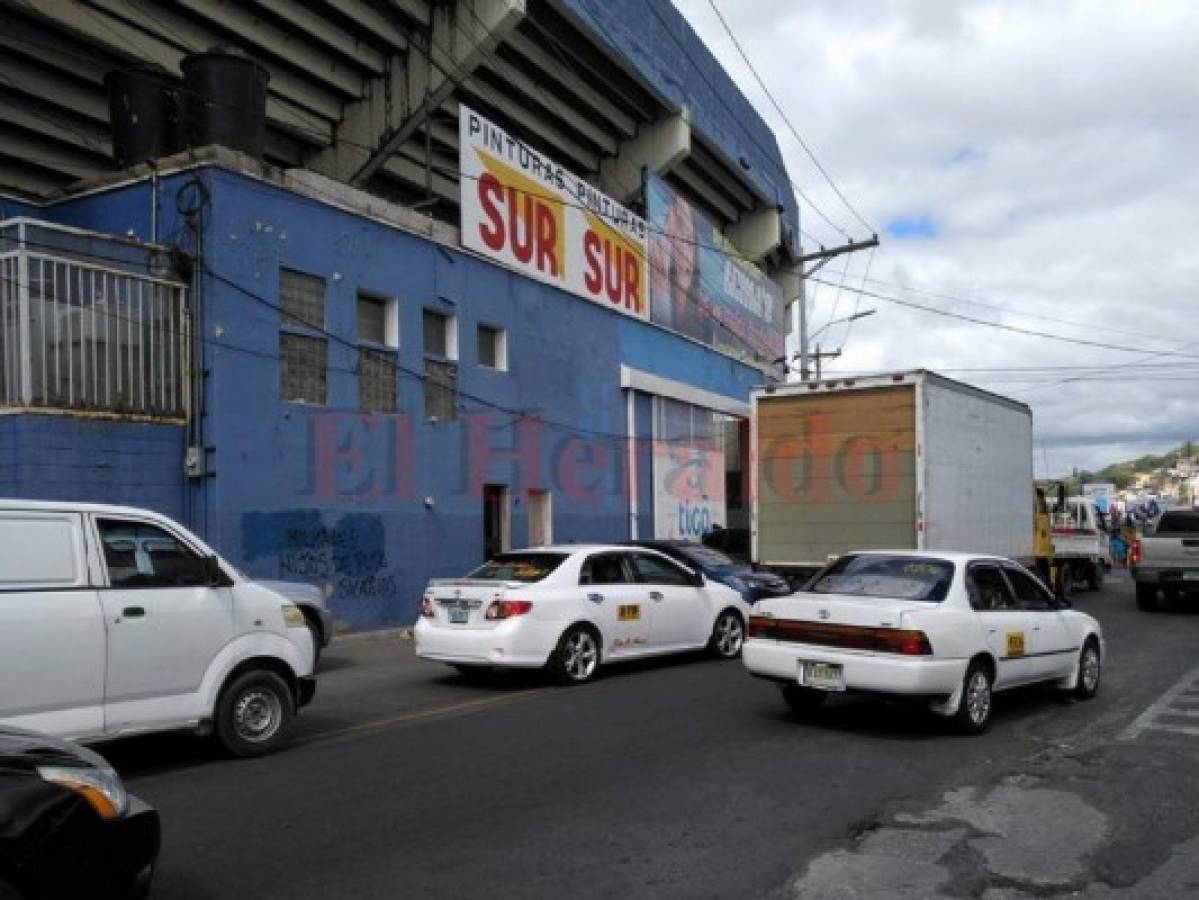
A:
[652, 440, 727, 541]
[459, 105, 649, 320]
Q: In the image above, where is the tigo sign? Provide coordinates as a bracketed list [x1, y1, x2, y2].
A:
[460, 105, 649, 319]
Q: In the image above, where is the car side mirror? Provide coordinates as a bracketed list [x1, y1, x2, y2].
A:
[204, 555, 231, 587]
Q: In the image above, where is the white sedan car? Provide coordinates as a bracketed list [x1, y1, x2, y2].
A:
[742, 551, 1104, 732]
[414, 545, 752, 684]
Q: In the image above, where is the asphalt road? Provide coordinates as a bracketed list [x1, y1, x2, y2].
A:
[104, 571, 1199, 899]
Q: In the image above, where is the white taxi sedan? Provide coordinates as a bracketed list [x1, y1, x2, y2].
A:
[742, 551, 1104, 732]
[414, 545, 752, 684]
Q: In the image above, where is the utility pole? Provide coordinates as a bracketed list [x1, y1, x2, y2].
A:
[795, 235, 879, 381]
[812, 344, 841, 381]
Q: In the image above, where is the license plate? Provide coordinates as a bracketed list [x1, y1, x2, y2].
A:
[1184, 572, 1199, 581]
[448, 608, 470, 624]
[799, 661, 845, 692]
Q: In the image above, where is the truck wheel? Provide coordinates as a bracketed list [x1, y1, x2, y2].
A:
[1088, 561, 1104, 592]
[1135, 583, 1158, 611]
[1060, 564, 1074, 599]
[215, 670, 295, 757]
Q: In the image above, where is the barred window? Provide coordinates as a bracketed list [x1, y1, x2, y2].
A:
[0, 224, 187, 419]
[424, 358, 457, 421]
[280, 332, 327, 405]
[279, 269, 325, 330]
[360, 348, 397, 413]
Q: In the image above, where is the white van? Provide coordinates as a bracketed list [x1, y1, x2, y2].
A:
[0, 500, 316, 757]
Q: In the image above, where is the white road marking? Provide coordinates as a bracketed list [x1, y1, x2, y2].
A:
[1119, 666, 1199, 740]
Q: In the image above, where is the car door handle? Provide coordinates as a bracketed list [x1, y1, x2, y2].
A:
[587, 593, 604, 604]
[121, 606, 146, 619]
[649, 591, 664, 601]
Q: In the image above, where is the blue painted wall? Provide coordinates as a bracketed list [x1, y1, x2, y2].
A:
[0, 415, 186, 522]
[7, 164, 765, 630]
[562, 0, 800, 242]
[187, 167, 762, 628]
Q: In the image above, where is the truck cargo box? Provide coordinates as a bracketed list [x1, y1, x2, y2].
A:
[752, 371, 1034, 569]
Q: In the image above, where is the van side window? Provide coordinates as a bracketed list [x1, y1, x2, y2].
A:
[97, 520, 209, 589]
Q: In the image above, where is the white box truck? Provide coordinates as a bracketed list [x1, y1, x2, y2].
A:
[751, 370, 1037, 582]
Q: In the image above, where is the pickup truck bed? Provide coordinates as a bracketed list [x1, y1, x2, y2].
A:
[1131, 509, 1199, 610]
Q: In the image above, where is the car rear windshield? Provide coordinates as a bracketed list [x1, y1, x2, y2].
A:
[1154, 511, 1199, 535]
[468, 553, 568, 583]
[807, 555, 955, 603]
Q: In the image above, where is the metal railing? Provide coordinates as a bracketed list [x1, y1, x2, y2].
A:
[0, 220, 188, 419]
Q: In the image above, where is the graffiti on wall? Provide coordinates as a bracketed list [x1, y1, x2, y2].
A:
[242, 510, 398, 604]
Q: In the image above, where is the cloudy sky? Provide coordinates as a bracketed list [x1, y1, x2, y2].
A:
[674, 0, 1199, 476]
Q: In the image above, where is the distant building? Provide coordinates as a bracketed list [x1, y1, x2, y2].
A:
[0, 1, 804, 627]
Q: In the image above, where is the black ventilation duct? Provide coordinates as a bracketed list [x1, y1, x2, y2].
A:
[104, 65, 184, 169]
[181, 47, 270, 160]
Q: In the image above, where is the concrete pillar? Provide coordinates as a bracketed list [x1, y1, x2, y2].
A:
[598, 110, 691, 202]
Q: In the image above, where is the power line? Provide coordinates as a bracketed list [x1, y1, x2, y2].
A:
[579, 0, 852, 242]
[704, 0, 876, 236]
[856, 273, 1184, 346]
[807, 276, 1199, 359]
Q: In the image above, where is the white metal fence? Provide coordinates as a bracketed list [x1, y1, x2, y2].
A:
[0, 221, 188, 419]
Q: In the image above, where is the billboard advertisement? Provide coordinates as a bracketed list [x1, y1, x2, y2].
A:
[653, 440, 727, 541]
[646, 174, 786, 361]
[460, 105, 649, 320]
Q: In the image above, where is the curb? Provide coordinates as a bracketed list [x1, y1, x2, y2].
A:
[332, 626, 413, 644]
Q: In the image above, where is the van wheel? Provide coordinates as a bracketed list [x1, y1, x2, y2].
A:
[216, 670, 294, 757]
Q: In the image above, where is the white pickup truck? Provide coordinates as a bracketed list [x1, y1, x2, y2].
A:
[1052, 497, 1109, 594]
[1131, 509, 1199, 610]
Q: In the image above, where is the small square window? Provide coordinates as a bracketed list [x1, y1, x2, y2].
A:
[358, 293, 397, 348]
[423, 309, 456, 359]
[280, 333, 327, 405]
[279, 269, 325, 330]
[477, 324, 507, 371]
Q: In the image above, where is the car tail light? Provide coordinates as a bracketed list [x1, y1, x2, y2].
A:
[485, 599, 533, 620]
[1129, 539, 1142, 566]
[420, 597, 435, 618]
[878, 629, 934, 656]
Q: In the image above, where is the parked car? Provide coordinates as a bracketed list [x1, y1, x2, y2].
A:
[625, 540, 791, 602]
[1131, 508, 1199, 610]
[742, 551, 1103, 733]
[0, 500, 317, 757]
[0, 726, 159, 900]
[414, 545, 753, 684]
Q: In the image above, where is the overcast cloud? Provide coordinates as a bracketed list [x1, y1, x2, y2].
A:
[674, 0, 1199, 475]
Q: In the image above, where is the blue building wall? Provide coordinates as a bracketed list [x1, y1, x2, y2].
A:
[0, 415, 186, 522]
[563, 0, 800, 241]
[188, 167, 762, 628]
[3, 163, 766, 630]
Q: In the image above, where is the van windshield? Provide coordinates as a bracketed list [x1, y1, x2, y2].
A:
[468, 553, 568, 583]
[807, 555, 955, 603]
